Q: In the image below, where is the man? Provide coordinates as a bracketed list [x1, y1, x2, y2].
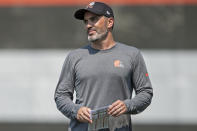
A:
[54, 2, 153, 131]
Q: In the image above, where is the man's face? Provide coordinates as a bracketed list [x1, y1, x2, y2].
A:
[83, 12, 108, 42]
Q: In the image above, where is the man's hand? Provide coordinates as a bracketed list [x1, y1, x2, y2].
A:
[77, 107, 92, 123]
[108, 100, 127, 117]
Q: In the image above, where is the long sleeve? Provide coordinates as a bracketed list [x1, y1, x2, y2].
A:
[54, 54, 82, 119]
[124, 51, 153, 114]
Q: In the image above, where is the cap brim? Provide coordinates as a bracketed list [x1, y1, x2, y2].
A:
[74, 9, 87, 20]
[74, 8, 103, 20]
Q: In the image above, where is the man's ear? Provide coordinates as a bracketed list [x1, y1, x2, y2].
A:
[107, 17, 114, 29]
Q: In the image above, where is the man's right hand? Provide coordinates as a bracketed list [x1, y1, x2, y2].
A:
[77, 107, 92, 123]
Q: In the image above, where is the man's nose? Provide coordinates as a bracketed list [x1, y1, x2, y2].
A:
[85, 21, 93, 29]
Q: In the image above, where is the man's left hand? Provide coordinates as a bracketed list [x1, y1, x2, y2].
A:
[108, 100, 127, 117]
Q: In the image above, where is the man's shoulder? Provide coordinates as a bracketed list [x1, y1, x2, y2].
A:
[66, 45, 89, 59]
[117, 42, 140, 55]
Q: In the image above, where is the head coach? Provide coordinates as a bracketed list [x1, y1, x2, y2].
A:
[54, 1, 153, 131]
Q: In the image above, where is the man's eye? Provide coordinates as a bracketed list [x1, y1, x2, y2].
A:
[90, 16, 98, 22]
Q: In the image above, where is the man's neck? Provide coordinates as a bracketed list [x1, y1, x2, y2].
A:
[91, 33, 115, 50]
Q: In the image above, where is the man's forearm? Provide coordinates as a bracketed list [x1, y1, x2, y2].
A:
[55, 93, 82, 119]
[124, 87, 153, 114]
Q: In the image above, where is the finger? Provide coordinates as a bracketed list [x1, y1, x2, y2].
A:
[114, 103, 127, 117]
[80, 112, 92, 123]
[82, 109, 91, 120]
[108, 105, 118, 114]
[79, 112, 88, 122]
[78, 115, 86, 122]
[112, 105, 127, 116]
[87, 108, 93, 123]
[115, 108, 126, 117]
[77, 113, 83, 122]
[108, 102, 122, 114]
[111, 104, 126, 116]
[108, 100, 121, 112]
[87, 108, 91, 116]
[77, 107, 92, 123]
[87, 108, 91, 113]
[111, 105, 124, 116]
[110, 100, 120, 108]
[83, 108, 93, 123]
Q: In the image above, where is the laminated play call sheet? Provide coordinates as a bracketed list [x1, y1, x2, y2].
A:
[88, 106, 110, 131]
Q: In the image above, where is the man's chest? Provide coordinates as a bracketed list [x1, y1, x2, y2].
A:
[74, 54, 133, 80]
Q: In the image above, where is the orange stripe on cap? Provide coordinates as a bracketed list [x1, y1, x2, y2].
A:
[0, 0, 197, 6]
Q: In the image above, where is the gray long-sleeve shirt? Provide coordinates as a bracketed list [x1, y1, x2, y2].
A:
[54, 42, 153, 131]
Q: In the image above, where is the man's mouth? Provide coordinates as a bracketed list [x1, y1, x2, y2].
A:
[88, 29, 96, 35]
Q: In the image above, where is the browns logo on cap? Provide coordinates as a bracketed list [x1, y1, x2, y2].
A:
[74, 1, 114, 20]
[86, 2, 95, 9]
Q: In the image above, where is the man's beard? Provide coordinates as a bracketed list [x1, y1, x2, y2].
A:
[88, 29, 108, 43]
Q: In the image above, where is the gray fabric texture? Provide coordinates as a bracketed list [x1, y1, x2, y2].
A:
[54, 42, 153, 131]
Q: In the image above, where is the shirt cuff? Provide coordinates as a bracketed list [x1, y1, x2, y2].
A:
[123, 99, 134, 114]
[72, 104, 83, 119]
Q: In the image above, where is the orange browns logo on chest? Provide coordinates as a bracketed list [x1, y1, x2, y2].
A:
[114, 60, 124, 68]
